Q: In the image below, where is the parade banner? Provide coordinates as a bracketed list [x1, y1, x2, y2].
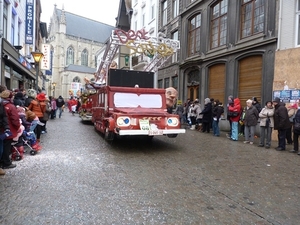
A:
[273, 90, 300, 102]
[41, 44, 51, 70]
[25, 0, 34, 44]
[69, 82, 82, 97]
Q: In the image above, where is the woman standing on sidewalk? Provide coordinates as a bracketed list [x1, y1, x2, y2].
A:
[28, 93, 46, 142]
[243, 99, 259, 145]
[258, 101, 274, 148]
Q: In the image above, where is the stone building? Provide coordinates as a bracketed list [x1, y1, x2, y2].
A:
[158, 0, 277, 112]
[0, 0, 45, 90]
[156, 0, 181, 91]
[46, 6, 114, 98]
[273, 0, 300, 101]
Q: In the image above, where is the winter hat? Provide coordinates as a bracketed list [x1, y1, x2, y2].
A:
[272, 97, 281, 103]
[36, 93, 46, 101]
[246, 99, 253, 104]
[0, 90, 13, 99]
[27, 89, 37, 98]
[204, 98, 210, 104]
[194, 99, 199, 103]
[289, 103, 298, 109]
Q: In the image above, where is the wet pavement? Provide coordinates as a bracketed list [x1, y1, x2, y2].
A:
[0, 112, 300, 224]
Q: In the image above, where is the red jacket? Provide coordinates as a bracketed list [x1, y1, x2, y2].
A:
[2, 100, 21, 139]
[229, 98, 242, 122]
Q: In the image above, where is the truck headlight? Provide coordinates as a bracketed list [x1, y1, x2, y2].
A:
[167, 117, 179, 126]
[117, 117, 131, 126]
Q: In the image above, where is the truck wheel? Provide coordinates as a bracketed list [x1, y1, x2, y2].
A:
[105, 128, 115, 141]
[167, 134, 178, 138]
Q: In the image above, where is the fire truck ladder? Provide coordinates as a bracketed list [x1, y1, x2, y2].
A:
[96, 34, 120, 76]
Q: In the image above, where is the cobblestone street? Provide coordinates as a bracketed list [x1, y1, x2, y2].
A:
[0, 113, 300, 224]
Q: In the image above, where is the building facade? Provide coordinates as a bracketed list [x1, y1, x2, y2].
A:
[156, 0, 181, 92]
[158, 0, 277, 111]
[46, 6, 114, 98]
[273, 0, 300, 96]
[0, 0, 44, 90]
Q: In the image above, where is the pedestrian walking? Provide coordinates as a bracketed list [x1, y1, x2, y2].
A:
[272, 97, 291, 151]
[56, 95, 65, 118]
[243, 99, 259, 145]
[50, 97, 57, 119]
[258, 101, 274, 148]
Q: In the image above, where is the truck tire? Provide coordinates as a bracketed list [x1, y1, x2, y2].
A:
[105, 128, 115, 141]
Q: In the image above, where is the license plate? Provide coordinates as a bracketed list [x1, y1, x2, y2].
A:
[148, 130, 163, 136]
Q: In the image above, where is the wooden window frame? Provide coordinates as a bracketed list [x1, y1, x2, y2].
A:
[162, 1, 168, 26]
[210, 0, 228, 49]
[241, 0, 265, 39]
[188, 14, 201, 57]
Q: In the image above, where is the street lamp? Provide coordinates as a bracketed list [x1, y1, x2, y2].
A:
[31, 51, 44, 92]
[52, 82, 56, 97]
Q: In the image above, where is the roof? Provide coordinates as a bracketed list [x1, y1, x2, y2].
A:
[56, 9, 115, 43]
[116, 0, 132, 31]
[65, 64, 96, 74]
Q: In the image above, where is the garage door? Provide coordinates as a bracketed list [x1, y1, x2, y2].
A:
[208, 64, 226, 104]
[238, 55, 262, 107]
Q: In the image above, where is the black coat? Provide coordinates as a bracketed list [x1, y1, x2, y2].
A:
[293, 109, 300, 134]
[244, 106, 259, 126]
[24, 97, 34, 107]
[200, 102, 212, 123]
[0, 103, 10, 133]
[212, 105, 224, 121]
[273, 102, 291, 130]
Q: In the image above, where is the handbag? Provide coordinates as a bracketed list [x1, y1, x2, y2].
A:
[294, 119, 300, 132]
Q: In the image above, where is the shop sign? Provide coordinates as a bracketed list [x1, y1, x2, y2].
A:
[25, 0, 34, 44]
[273, 90, 300, 102]
[41, 44, 50, 70]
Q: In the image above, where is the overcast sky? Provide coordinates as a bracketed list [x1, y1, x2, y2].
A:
[40, 0, 120, 26]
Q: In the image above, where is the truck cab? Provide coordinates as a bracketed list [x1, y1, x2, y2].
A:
[90, 69, 185, 140]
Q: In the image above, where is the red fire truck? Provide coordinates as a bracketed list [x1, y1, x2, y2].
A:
[84, 29, 185, 140]
[90, 69, 185, 140]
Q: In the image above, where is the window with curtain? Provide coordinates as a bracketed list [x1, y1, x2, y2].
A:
[241, 0, 265, 38]
[81, 49, 88, 66]
[188, 14, 201, 56]
[211, 0, 228, 49]
[66, 46, 74, 65]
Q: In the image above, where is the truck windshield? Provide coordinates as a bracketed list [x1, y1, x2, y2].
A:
[114, 93, 163, 108]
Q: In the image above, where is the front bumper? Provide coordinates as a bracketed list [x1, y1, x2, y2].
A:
[118, 129, 186, 136]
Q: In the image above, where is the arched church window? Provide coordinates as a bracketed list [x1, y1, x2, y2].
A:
[66, 46, 74, 65]
[73, 76, 81, 83]
[81, 49, 88, 66]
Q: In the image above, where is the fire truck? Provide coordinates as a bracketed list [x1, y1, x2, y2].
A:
[86, 29, 185, 140]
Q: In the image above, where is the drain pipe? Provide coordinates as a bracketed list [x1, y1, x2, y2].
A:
[276, 0, 283, 51]
[0, 0, 4, 85]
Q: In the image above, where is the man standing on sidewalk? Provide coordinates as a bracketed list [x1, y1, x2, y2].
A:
[273, 97, 291, 151]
